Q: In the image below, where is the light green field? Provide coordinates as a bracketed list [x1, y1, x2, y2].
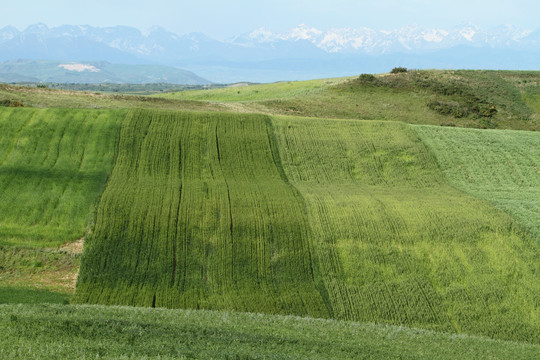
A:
[74, 109, 327, 317]
[2, 303, 539, 360]
[0, 107, 123, 247]
[160, 77, 350, 102]
[272, 116, 540, 342]
[415, 125, 540, 241]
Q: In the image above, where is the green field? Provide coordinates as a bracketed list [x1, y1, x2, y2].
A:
[74, 110, 327, 317]
[0, 107, 123, 247]
[73, 110, 540, 343]
[272, 117, 540, 342]
[2, 303, 539, 360]
[160, 77, 350, 102]
[415, 126, 540, 241]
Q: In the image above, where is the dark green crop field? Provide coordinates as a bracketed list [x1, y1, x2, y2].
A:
[74, 110, 327, 317]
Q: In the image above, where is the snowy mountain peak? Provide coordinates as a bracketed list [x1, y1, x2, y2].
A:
[288, 24, 323, 41]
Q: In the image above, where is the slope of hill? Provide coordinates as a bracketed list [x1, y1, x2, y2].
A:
[0, 108, 124, 296]
[0, 60, 210, 84]
[2, 303, 539, 359]
[1, 70, 540, 355]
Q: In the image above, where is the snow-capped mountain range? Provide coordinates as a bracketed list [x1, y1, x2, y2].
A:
[230, 23, 536, 54]
[0, 23, 539, 82]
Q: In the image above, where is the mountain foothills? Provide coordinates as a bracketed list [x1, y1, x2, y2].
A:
[1, 70, 540, 358]
[0, 59, 210, 84]
[1, 23, 540, 82]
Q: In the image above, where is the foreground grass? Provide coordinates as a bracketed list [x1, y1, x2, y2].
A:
[1, 303, 539, 359]
[415, 125, 540, 241]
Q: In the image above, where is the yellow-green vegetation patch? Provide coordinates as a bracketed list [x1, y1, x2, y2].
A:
[2, 304, 539, 359]
[0, 107, 124, 248]
[75, 109, 327, 316]
[415, 125, 540, 241]
[273, 116, 540, 343]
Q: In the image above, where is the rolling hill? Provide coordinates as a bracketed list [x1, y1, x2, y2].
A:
[1, 70, 540, 357]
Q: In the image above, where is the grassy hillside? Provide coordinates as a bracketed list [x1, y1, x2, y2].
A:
[2, 303, 539, 360]
[2, 70, 540, 355]
[74, 109, 327, 317]
[159, 77, 350, 102]
[162, 70, 540, 130]
[415, 126, 540, 241]
[0, 107, 123, 298]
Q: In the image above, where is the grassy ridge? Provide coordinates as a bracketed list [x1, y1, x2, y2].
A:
[415, 126, 540, 241]
[75, 110, 327, 316]
[2, 303, 539, 360]
[0, 107, 123, 247]
[159, 77, 350, 102]
[272, 117, 540, 342]
[161, 70, 540, 130]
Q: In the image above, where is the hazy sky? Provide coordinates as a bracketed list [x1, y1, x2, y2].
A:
[2, 0, 538, 39]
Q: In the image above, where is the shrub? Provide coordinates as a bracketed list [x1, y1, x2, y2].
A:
[0, 99, 25, 107]
[427, 100, 467, 118]
[390, 67, 408, 74]
[358, 74, 376, 82]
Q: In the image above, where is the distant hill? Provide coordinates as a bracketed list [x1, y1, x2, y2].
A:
[0, 59, 210, 84]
